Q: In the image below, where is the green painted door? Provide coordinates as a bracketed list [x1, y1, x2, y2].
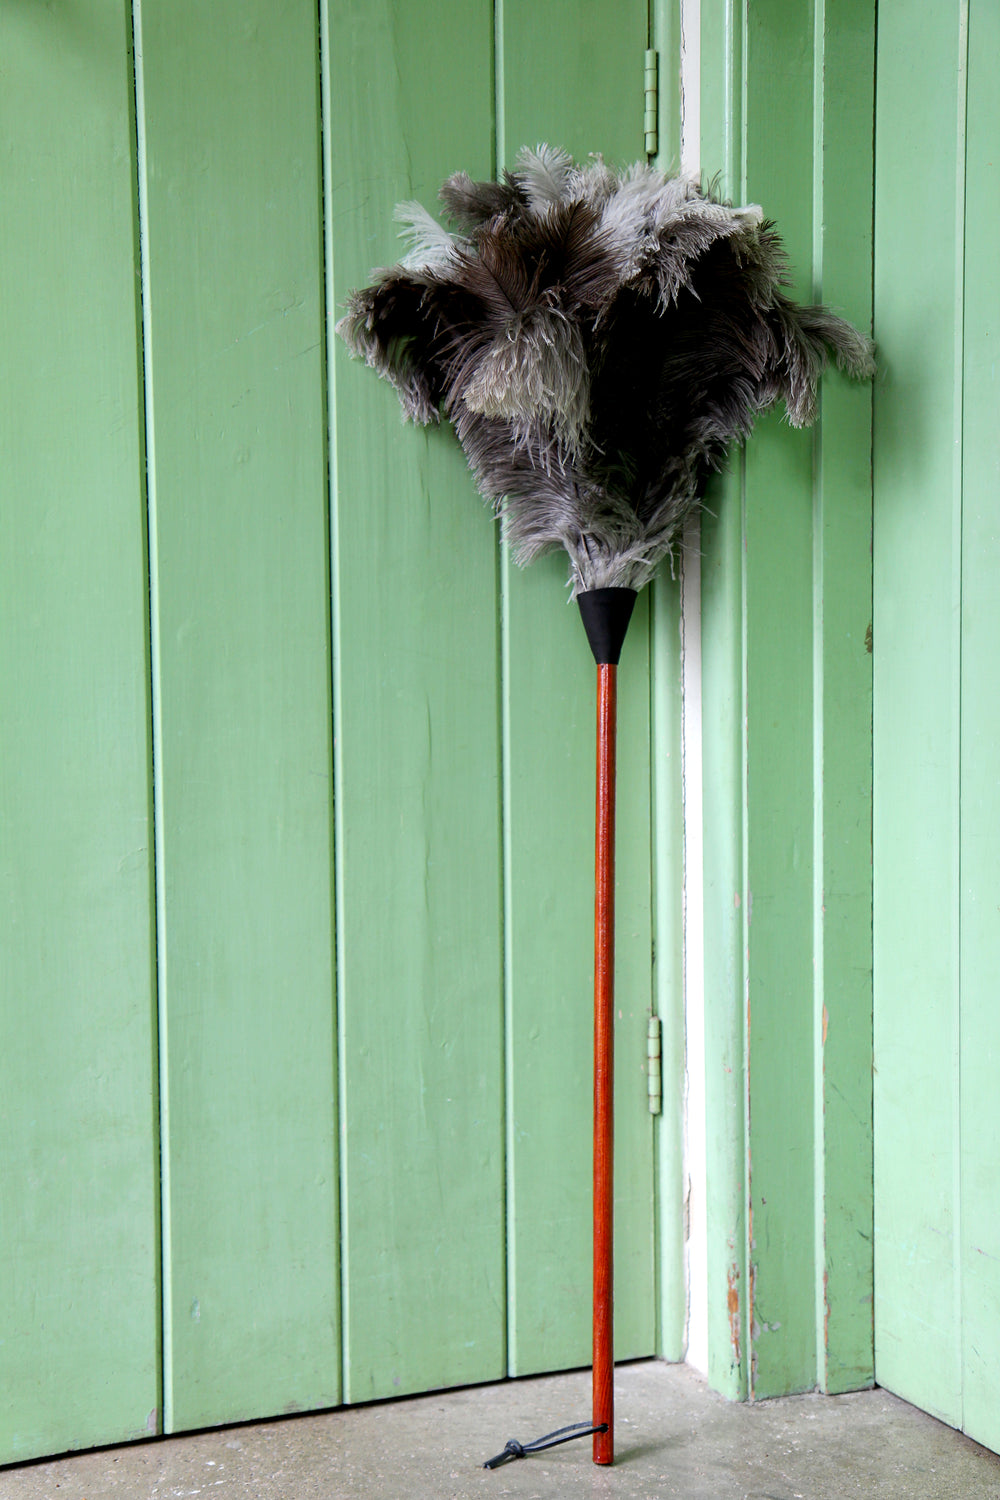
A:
[873, 0, 1000, 1456]
[1, 0, 662, 1463]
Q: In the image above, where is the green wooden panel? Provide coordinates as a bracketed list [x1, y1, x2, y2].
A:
[742, 0, 821, 1390]
[652, 573, 686, 1363]
[699, 0, 751, 1402]
[700, 0, 875, 1400]
[742, 404, 818, 1400]
[137, 0, 339, 1429]
[698, 476, 750, 1400]
[875, 1, 1000, 1453]
[872, 0, 966, 1428]
[959, 0, 1000, 1452]
[497, 0, 656, 1377]
[812, 0, 876, 1396]
[326, 0, 506, 1403]
[0, 0, 160, 1461]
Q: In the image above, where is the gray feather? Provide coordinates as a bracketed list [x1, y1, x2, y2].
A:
[393, 200, 463, 272]
[337, 150, 875, 596]
[512, 144, 576, 213]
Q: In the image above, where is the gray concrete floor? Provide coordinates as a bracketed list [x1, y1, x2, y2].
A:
[4, 1361, 1000, 1500]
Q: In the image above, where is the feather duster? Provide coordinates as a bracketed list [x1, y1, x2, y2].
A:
[338, 147, 876, 1470]
[337, 145, 874, 598]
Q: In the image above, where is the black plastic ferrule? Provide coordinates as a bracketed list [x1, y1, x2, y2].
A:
[576, 588, 637, 665]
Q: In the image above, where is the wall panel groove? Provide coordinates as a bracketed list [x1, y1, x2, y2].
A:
[130, 0, 170, 1428]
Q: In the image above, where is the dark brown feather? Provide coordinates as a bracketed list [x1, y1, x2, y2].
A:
[337, 149, 874, 594]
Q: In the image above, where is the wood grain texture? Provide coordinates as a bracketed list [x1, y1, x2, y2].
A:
[138, 0, 340, 1430]
[327, 0, 506, 1404]
[0, 0, 160, 1460]
[592, 664, 617, 1466]
[497, 0, 656, 1382]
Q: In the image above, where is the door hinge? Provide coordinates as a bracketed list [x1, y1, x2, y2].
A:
[647, 1013, 662, 1114]
[644, 48, 658, 158]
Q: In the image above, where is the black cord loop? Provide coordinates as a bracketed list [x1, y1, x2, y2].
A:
[483, 1421, 609, 1469]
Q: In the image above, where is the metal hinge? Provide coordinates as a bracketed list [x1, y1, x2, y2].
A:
[644, 49, 658, 158]
[647, 1014, 662, 1114]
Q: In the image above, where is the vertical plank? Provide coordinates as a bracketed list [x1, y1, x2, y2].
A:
[741, 0, 821, 1399]
[813, 0, 875, 1396]
[0, 0, 159, 1461]
[327, 0, 505, 1403]
[872, 0, 966, 1429]
[652, 575, 685, 1363]
[138, 0, 340, 1429]
[497, 0, 656, 1377]
[698, 0, 751, 1402]
[959, 0, 1000, 1453]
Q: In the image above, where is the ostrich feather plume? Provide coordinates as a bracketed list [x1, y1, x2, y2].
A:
[337, 146, 874, 595]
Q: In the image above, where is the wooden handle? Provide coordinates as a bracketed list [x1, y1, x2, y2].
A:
[592, 662, 616, 1465]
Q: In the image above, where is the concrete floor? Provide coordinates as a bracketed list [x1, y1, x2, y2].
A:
[4, 1361, 1000, 1500]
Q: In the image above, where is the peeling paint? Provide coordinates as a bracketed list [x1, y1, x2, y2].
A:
[727, 1264, 742, 1365]
[750, 1311, 782, 1340]
[748, 1259, 757, 1395]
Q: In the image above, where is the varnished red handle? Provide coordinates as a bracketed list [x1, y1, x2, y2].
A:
[592, 662, 616, 1465]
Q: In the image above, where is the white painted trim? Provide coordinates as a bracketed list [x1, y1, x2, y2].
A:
[680, 0, 701, 180]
